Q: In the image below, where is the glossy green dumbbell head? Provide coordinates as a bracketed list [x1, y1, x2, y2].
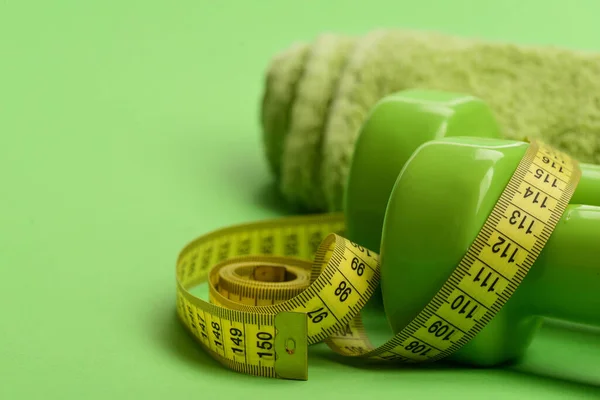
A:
[344, 89, 600, 308]
[380, 136, 600, 366]
[344, 89, 502, 254]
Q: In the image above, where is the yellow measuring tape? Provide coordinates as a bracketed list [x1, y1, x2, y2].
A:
[175, 139, 581, 380]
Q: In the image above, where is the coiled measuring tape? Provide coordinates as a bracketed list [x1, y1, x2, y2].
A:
[175, 139, 581, 380]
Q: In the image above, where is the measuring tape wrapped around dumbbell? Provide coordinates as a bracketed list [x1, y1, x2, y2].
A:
[175, 137, 582, 380]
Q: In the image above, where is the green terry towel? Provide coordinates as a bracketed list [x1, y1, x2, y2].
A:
[260, 29, 600, 212]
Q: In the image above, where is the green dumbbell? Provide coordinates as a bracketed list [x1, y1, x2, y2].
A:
[343, 90, 600, 366]
[344, 89, 600, 254]
[380, 136, 600, 365]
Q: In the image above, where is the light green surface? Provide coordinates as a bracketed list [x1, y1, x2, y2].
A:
[1, 1, 599, 399]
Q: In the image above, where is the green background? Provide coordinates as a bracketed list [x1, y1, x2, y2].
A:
[2, 0, 600, 398]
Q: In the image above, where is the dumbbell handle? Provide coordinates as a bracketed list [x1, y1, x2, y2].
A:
[515, 204, 600, 328]
[571, 163, 600, 205]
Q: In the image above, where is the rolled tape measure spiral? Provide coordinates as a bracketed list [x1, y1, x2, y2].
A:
[175, 139, 581, 380]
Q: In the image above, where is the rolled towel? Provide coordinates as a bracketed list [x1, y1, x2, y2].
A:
[280, 34, 356, 211]
[261, 41, 310, 180]
[261, 29, 600, 212]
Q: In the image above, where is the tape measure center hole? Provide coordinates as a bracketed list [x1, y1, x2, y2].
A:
[250, 265, 298, 283]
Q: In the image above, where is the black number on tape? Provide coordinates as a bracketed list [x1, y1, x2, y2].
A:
[344, 346, 365, 354]
[492, 236, 518, 263]
[451, 295, 478, 319]
[218, 242, 230, 261]
[542, 156, 565, 173]
[523, 186, 548, 208]
[509, 210, 534, 234]
[351, 241, 371, 257]
[334, 281, 352, 302]
[237, 238, 251, 255]
[261, 236, 274, 254]
[256, 331, 273, 358]
[307, 307, 328, 323]
[534, 168, 558, 188]
[340, 324, 352, 336]
[212, 321, 222, 347]
[197, 314, 208, 339]
[473, 267, 499, 293]
[351, 257, 365, 276]
[405, 340, 432, 356]
[428, 320, 455, 341]
[229, 328, 244, 353]
[201, 247, 213, 270]
[285, 233, 298, 256]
